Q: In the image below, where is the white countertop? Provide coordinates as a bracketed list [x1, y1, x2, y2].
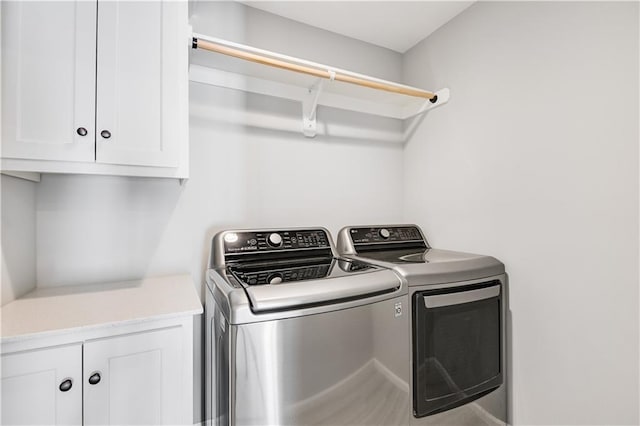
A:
[1, 274, 203, 343]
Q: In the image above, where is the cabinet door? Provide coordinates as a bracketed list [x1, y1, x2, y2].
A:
[95, 1, 186, 168]
[1, 344, 82, 425]
[83, 327, 184, 425]
[1, 1, 96, 162]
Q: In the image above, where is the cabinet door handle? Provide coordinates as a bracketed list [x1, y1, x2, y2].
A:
[76, 127, 88, 137]
[59, 378, 73, 392]
[88, 372, 101, 385]
[100, 130, 111, 139]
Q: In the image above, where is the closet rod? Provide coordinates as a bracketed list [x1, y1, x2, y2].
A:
[192, 37, 438, 102]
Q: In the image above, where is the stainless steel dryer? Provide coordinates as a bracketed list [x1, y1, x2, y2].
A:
[337, 225, 507, 426]
[205, 228, 410, 426]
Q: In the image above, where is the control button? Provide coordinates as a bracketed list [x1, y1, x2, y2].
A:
[267, 233, 283, 247]
[224, 233, 239, 243]
[268, 274, 283, 284]
[379, 228, 391, 239]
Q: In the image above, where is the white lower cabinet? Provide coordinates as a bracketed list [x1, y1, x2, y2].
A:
[83, 327, 183, 425]
[1, 325, 190, 425]
[1, 344, 83, 425]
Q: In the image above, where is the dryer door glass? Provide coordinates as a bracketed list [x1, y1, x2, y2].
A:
[412, 280, 503, 417]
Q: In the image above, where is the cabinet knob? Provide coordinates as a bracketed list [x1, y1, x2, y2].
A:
[88, 372, 101, 385]
[100, 130, 111, 139]
[59, 378, 73, 392]
[76, 127, 88, 137]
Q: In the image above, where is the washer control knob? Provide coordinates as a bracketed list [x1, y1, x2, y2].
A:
[267, 233, 283, 247]
[268, 273, 283, 284]
[379, 228, 391, 239]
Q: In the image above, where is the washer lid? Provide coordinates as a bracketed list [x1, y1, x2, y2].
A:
[230, 258, 401, 312]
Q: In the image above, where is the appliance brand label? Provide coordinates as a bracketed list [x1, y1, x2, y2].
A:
[394, 302, 403, 317]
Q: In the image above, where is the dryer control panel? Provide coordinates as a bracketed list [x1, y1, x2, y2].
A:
[349, 226, 424, 244]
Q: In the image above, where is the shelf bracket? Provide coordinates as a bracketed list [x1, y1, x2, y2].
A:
[302, 78, 325, 138]
[302, 71, 334, 138]
[406, 88, 450, 119]
[403, 88, 451, 142]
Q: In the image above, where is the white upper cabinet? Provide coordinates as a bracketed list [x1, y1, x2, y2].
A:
[95, 1, 182, 168]
[1, 1, 96, 163]
[1, 1, 189, 179]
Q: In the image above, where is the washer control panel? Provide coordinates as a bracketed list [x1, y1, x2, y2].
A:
[349, 226, 423, 244]
[231, 262, 333, 286]
[224, 229, 330, 253]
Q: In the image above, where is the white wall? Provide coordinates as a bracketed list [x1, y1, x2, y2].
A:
[403, 2, 639, 425]
[33, 3, 405, 422]
[1, 175, 37, 305]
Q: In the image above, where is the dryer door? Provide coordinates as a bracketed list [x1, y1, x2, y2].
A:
[412, 280, 503, 417]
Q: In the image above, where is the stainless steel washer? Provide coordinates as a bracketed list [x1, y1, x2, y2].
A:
[205, 227, 410, 426]
[337, 225, 507, 426]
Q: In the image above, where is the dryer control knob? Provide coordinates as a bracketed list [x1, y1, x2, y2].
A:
[379, 228, 391, 239]
[268, 233, 283, 247]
